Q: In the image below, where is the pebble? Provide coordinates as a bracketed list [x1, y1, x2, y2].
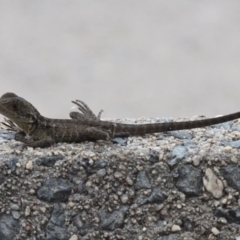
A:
[114, 171, 123, 179]
[192, 155, 201, 166]
[221, 198, 228, 205]
[172, 224, 181, 232]
[12, 211, 20, 219]
[68, 202, 75, 208]
[126, 176, 133, 185]
[211, 227, 220, 235]
[231, 156, 238, 163]
[121, 194, 129, 203]
[29, 189, 35, 194]
[224, 146, 232, 152]
[25, 161, 33, 170]
[25, 206, 31, 217]
[40, 207, 46, 213]
[69, 235, 78, 240]
[10, 204, 20, 210]
[97, 169, 106, 177]
[203, 168, 224, 199]
[88, 159, 94, 165]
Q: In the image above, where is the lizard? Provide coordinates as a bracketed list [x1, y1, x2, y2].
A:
[0, 92, 240, 148]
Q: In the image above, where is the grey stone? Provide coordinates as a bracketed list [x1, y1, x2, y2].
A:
[36, 177, 71, 203]
[173, 164, 203, 196]
[135, 170, 152, 190]
[0, 214, 20, 240]
[99, 206, 129, 231]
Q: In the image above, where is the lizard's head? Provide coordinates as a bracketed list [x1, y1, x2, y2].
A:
[0, 92, 41, 131]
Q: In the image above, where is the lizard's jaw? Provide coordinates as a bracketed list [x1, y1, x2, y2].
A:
[0, 105, 35, 134]
[0, 106, 33, 124]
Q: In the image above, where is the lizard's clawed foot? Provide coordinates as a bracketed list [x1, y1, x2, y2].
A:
[1, 118, 21, 132]
[71, 100, 103, 120]
[14, 131, 27, 142]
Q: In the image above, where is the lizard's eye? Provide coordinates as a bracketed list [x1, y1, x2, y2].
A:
[12, 104, 18, 111]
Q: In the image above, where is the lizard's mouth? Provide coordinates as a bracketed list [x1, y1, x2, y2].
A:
[0, 105, 36, 135]
[0, 105, 34, 124]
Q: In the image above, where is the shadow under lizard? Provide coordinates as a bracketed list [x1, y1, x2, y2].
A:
[0, 92, 239, 148]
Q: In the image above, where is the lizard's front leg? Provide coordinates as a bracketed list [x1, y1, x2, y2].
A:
[1, 119, 54, 147]
[15, 132, 55, 148]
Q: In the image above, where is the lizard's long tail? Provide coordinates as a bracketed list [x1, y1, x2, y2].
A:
[110, 112, 240, 136]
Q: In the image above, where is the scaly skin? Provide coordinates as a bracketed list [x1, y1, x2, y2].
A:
[0, 92, 240, 147]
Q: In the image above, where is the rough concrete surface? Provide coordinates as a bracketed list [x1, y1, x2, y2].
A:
[1, 116, 240, 239]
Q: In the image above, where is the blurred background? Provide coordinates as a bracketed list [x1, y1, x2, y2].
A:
[0, 0, 240, 120]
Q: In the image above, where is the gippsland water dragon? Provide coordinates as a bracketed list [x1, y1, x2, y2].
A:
[0, 92, 239, 148]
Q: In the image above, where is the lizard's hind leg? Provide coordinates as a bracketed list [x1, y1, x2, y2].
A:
[70, 100, 103, 120]
[83, 127, 112, 141]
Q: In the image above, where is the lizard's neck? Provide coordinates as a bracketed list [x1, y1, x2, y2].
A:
[18, 115, 45, 135]
[17, 121, 38, 135]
